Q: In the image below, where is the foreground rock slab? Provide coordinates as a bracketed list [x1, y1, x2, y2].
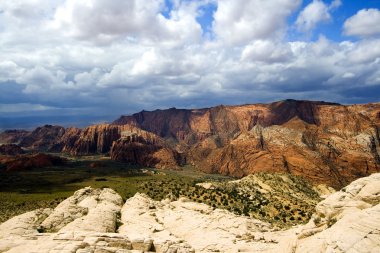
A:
[1, 173, 380, 252]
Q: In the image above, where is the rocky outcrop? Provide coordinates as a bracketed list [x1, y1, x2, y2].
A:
[110, 132, 180, 169]
[0, 130, 29, 144]
[63, 124, 121, 155]
[0, 126, 79, 152]
[51, 127, 82, 152]
[0, 153, 67, 171]
[1, 173, 379, 252]
[113, 100, 339, 144]
[0, 187, 194, 253]
[63, 124, 162, 155]
[40, 187, 123, 233]
[18, 125, 66, 151]
[0, 144, 24, 155]
[1, 100, 380, 185]
[112, 100, 380, 187]
[190, 116, 380, 188]
[295, 172, 380, 252]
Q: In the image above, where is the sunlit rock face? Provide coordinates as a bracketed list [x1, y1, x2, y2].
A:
[1, 100, 380, 187]
[1, 173, 380, 253]
[114, 100, 380, 188]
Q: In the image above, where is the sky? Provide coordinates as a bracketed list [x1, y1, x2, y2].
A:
[1, 0, 380, 129]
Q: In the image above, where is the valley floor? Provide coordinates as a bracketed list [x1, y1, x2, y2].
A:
[0, 155, 319, 228]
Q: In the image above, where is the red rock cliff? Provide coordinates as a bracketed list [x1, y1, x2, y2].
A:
[113, 100, 380, 188]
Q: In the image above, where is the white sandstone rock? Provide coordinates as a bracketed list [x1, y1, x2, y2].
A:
[1, 174, 380, 252]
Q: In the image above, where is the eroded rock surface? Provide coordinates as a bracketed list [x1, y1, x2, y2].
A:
[114, 100, 380, 188]
[0, 153, 67, 171]
[110, 132, 180, 170]
[1, 173, 380, 252]
[295, 173, 380, 252]
[0, 144, 24, 156]
[1, 100, 379, 187]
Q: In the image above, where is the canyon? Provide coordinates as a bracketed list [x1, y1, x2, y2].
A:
[1, 99, 380, 188]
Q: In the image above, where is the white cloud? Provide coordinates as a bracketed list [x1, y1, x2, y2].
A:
[0, 0, 58, 25]
[241, 40, 293, 63]
[329, 0, 342, 10]
[346, 39, 380, 64]
[16, 66, 69, 93]
[0, 61, 25, 82]
[1, 0, 380, 125]
[50, 0, 202, 46]
[295, 0, 331, 33]
[74, 68, 104, 88]
[344, 9, 380, 37]
[213, 0, 301, 46]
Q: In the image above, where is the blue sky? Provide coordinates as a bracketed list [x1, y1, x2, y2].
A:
[0, 0, 380, 129]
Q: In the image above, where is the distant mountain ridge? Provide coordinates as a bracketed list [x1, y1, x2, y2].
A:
[1, 99, 380, 188]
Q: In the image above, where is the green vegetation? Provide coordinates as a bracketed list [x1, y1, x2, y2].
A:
[0, 156, 225, 223]
[140, 172, 320, 227]
[0, 155, 320, 228]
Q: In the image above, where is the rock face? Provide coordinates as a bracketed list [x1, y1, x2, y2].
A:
[110, 132, 181, 169]
[0, 144, 24, 155]
[63, 124, 161, 154]
[39, 187, 124, 233]
[1, 173, 380, 252]
[113, 100, 380, 188]
[0, 153, 67, 171]
[0, 187, 194, 253]
[0, 126, 80, 152]
[0, 130, 29, 144]
[1, 100, 380, 186]
[295, 172, 380, 252]
[18, 125, 66, 151]
[52, 127, 82, 152]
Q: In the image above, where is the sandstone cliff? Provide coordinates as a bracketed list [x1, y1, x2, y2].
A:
[62, 124, 162, 155]
[113, 100, 380, 188]
[1, 100, 379, 187]
[18, 125, 66, 151]
[0, 173, 379, 252]
[110, 131, 180, 169]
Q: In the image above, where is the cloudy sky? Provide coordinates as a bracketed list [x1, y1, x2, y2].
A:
[1, 0, 380, 129]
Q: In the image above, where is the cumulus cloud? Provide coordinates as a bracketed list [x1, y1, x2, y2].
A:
[296, 0, 331, 33]
[329, 0, 342, 10]
[16, 66, 69, 93]
[50, 0, 202, 46]
[0, 0, 57, 24]
[0, 61, 25, 82]
[213, 0, 301, 46]
[0, 0, 380, 128]
[344, 9, 380, 37]
[241, 40, 293, 63]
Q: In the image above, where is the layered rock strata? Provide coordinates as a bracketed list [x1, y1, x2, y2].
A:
[1, 100, 379, 187]
[113, 100, 380, 188]
[110, 131, 180, 169]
